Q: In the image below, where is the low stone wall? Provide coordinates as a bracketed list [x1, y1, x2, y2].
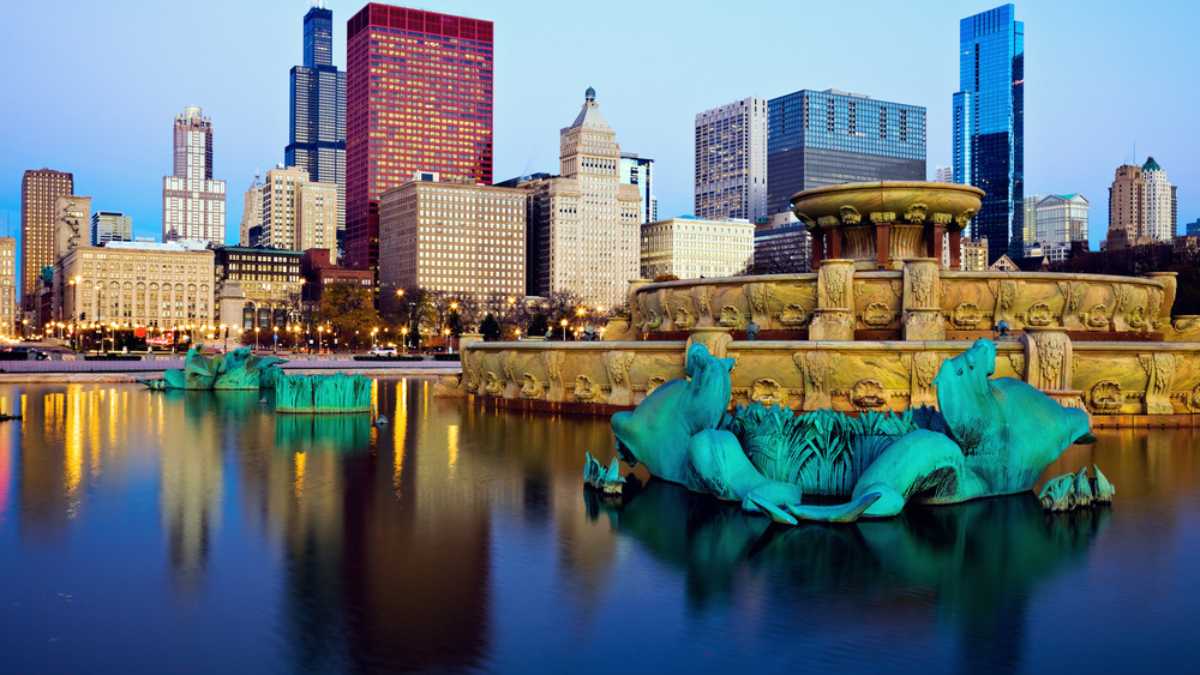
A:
[616, 269, 1197, 340]
[462, 330, 1200, 425]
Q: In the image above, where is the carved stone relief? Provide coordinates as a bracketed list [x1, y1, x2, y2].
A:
[603, 351, 637, 406]
[1139, 353, 1176, 414]
[851, 379, 886, 409]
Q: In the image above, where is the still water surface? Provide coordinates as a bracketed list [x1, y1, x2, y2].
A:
[1, 380, 1198, 674]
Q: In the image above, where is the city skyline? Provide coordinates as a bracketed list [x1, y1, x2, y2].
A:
[1, 1, 1196, 259]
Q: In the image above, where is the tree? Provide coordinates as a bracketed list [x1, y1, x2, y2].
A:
[319, 283, 381, 350]
[527, 312, 549, 338]
[479, 313, 501, 341]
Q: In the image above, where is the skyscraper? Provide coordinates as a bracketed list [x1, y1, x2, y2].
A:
[285, 6, 346, 232]
[619, 153, 657, 224]
[694, 97, 768, 222]
[766, 89, 926, 215]
[952, 4, 1024, 263]
[345, 3, 494, 272]
[935, 166, 953, 183]
[1031, 193, 1089, 260]
[1107, 157, 1177, 247]
[162, 106, 226, 244]
[261, 166, 339, 262]
[91, 211, 132, 245]
[20, 168, 73, 306]
[518, 88, 641, 306]
[0, 237, 15, 336]
[239, 175, 263, 246]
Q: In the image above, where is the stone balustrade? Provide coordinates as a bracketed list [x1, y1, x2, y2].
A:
[462, 328, 1200, 424]
[616, 267, 1188, 339]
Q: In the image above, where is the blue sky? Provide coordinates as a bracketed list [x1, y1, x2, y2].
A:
[1, 0, 1196, 253]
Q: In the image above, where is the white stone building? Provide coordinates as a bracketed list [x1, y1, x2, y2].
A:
[521, 88, 642, 307]
[694, 97, 768, 222]
[162, 106, 226, 244]
[640, 217, 754, 280]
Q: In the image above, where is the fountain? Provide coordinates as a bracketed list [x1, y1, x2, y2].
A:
[274, 372, 373, 414]
[461, 181, 1200, 427]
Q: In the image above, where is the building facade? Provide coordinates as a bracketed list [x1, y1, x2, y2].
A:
[54, 195, 91, 263]
[935, 166, 953, 183]
[521, 88, 642, 307]
[619, 153, 657, 224]
[20, 168, 73, 304]
[766, 89, 926, 215]
[1107, 158, 1177, 248]
[1142, 157, 1177, 242]
[694, 97, 768, 222]
[301, 248, 373, 309]
[640, 217, 754, 280]
[213, 246, 303, 331]
[378, 177, 525, 310]
[260, 166, 339, 262]
[960, 237, 990, 271]
[162, 106, 226, 244]
[0, 237, 15, 336]
[1186, 218, 1200, 237]
[240, 175, 263, 246]
[753, 220, 811, 274]
[285, 5, 346, 232]
[54, 241, 215, 329]
[953, 3, 1024, 263]
[1032, 193, 1088, 251]
[91, 211, 132, 245]
[345, 4, 494, 272]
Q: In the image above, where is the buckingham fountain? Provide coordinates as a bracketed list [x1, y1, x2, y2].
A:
[460, 181, 1200, 427]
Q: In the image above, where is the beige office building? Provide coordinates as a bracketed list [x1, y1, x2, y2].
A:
[519, 87, 642, 307]
[20, 168, 74, 302]
[379, 177, 526, 309]
[240, 176, 263, 245]
[55, 195, 92, 261]
[640, 217, 754, 279]
[55, 240, 215, 329]
[1108, 157, 1177, 248]
[0, 237, 16, 336]
[261, 166, 338, 262]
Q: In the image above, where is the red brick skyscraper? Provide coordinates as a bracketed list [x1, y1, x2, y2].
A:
[345, 4, 494, 272]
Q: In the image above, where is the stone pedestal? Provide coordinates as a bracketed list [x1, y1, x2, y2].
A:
[1146, 271, 1177, 331]
[1023, 327, 1073, 391]
[902, 258, 944, 340]
[686, 326, 733, 359]
[809, 259, 855, 341]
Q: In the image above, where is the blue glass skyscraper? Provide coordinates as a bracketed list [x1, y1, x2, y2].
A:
[953, 3, 1024, 263]
[767, 89, 926, 216]
[285, 6, 346, 231]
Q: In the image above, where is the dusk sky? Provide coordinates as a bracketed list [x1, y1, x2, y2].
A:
[1, 0, 1196, 253]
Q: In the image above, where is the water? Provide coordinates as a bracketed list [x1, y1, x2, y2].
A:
[1, 380, 1198, 675]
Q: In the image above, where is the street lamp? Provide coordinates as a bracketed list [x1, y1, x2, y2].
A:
[400, 326, 409, 353]
[559, 318, 569, 341]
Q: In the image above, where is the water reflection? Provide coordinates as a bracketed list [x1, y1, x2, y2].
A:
[0, 382, 1198, 674]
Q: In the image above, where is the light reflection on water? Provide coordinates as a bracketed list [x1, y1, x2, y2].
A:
[0, 380, 1198, 675]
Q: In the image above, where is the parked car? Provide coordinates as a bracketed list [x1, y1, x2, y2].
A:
[369, 346, 398, 357]
[0, 346, 49, 361]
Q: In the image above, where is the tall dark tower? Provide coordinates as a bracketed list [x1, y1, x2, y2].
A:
[286, 5, 346, 233]
[952, 4, 1024, 264]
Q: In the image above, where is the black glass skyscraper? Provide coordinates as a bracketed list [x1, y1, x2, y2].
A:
[953, 4, 1024, 264]
[285, 6, 346, 231]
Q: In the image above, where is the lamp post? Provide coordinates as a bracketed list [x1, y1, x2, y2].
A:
[400, 326, 409, 353]
[559, 318, 569, 341]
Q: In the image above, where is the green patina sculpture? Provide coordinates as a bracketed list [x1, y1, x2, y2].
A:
[1039, 465, 1115, 512]
[274, 372, 373, 414]
[141, 345, 285, 391]
[607, 339, 1097, 524]
[583, 451, 625, 495]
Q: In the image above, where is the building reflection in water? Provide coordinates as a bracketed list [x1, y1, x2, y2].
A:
[2, 379, 1199, 674]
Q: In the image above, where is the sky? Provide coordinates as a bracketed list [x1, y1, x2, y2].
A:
[1, 0, 1197, 256]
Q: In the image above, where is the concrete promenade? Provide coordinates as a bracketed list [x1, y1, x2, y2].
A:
[0, 356, 460, 383]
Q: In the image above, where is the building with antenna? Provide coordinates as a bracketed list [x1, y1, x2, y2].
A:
[285, 4, 345, 232]
[1106, 157, 1177, 248]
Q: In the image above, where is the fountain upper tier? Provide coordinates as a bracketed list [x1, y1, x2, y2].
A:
[791, 181, 984, 270]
